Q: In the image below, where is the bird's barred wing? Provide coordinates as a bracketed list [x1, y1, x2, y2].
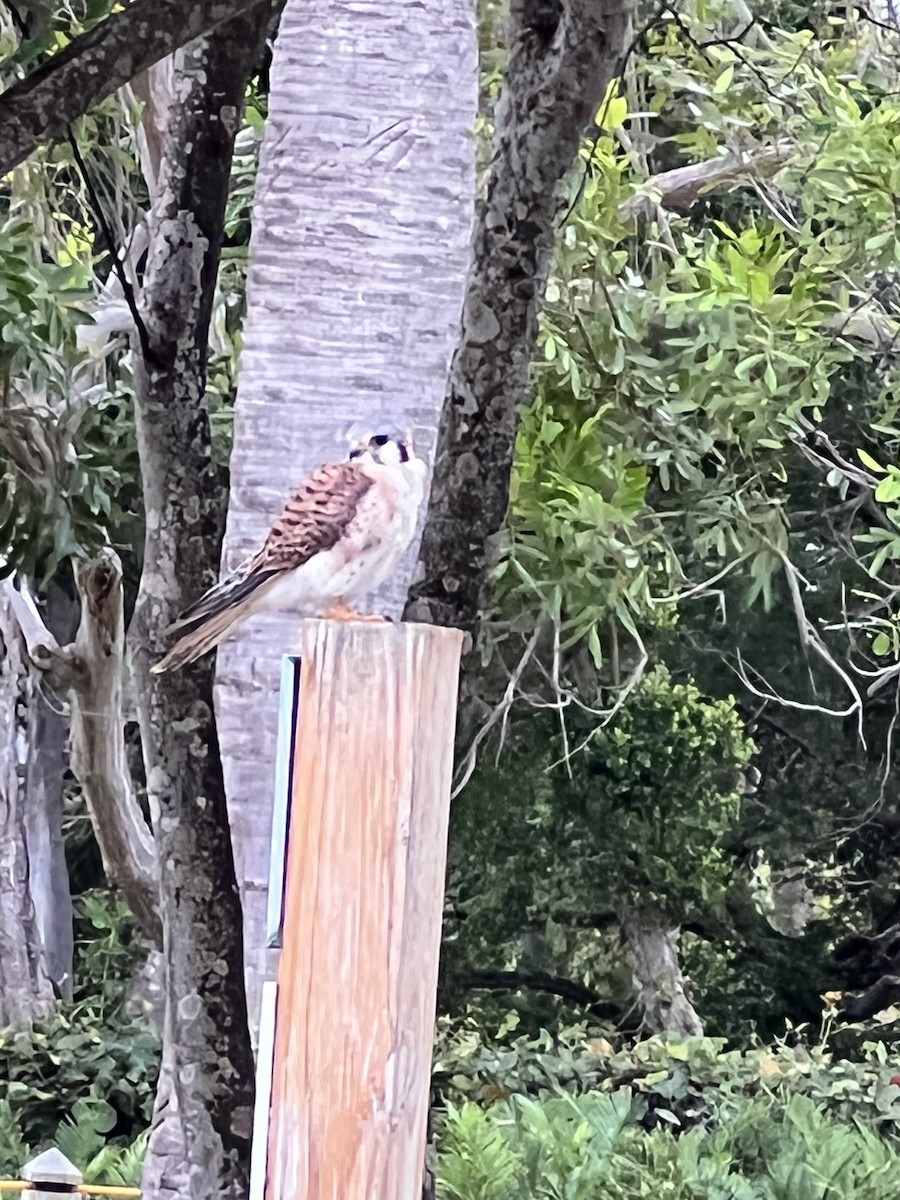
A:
[162, 461, 374, 638]
[246, 460, 374, 573]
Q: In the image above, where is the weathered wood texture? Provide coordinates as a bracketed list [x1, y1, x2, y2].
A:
[266, 621, 463, 1200]
[69, 552, 160, 945]
[23, 581, 77, 998]
[214, 0, 477, 1037]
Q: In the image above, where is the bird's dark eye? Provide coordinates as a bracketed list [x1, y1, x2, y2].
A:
[371, 434, 390, 447]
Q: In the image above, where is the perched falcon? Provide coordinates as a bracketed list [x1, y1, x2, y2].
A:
[151, 431, 426, 674]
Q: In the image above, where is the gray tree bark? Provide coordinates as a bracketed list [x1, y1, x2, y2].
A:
[618, 906, 704, 1037]
[404, 0, 635, 638]
[214, 0, 478, 1037]
[0, 588, 55, 1026]
[23, 580, 77, 999]
[127, 12, 274, 1198]
[0, 0, 272, 177]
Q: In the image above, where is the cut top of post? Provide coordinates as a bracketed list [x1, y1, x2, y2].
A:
[22, 1149, 82, 1188]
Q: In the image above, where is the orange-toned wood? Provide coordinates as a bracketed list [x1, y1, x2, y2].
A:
[266, 620, 463, 1200]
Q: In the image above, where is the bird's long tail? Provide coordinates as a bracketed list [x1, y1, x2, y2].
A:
[151, 607, 247, 674]
[151, 568, 277, 674]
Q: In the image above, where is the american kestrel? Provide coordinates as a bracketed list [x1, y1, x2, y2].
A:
[151, 431, 426, 674]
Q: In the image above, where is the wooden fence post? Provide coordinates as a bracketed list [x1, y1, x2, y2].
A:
[262, 620, 463, 1200]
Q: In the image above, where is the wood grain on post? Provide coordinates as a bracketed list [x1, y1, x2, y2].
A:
[265, 620, 464, 1200]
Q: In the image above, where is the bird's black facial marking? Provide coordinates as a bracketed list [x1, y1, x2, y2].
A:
[371, 434, 390, 447]
[349, 448, 364, 460]
[397, 443, 409, 463]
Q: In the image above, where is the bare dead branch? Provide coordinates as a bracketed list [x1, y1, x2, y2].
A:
[734, 552, 865, 743]
[1, 576, 83, 687]
[451, 620, 544, 798]
[68, 551, 160, 944]
[4, 560, 161, 945]
[619, 139, 795, 219]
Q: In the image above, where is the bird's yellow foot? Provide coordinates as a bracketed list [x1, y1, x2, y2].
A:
[323, 601, 387, 623]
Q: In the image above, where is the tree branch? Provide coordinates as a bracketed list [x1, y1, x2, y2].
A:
[1, 576, 85, 688]
[842, 973, 900, 1020]
[69, 551, 161, 946]
[464, 970, 620, 1019]
[2, 563, 161, 945]
[0, 0, 268, 177]
[619, 139, 795, 219]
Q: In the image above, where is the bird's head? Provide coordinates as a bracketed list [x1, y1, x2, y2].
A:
[347, 429, 415, 466]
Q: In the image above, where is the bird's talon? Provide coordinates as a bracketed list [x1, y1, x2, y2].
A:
[323, 603, 386, 624]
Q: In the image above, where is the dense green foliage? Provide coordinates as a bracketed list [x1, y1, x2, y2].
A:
[438, 1090, 895, 1199]
[435, 1023, 900, 1198]
[445, 668, 756, 1025]
[0, 891, 159, 1175]
[451, 0, 900, 1047]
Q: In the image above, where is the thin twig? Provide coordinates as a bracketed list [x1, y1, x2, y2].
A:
[66, 127, 153, 365]
[452, 621, 544, 798]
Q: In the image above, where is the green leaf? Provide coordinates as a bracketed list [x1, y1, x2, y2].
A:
[599, 94, 628, 130]
[858, 448, 886, 473]
[713, 64, 735, 94]
[875, 475, 900, 503]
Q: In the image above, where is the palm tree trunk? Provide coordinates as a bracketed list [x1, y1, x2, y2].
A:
[215, 0, 478, 1036]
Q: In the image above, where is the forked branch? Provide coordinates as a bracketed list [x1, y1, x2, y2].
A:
[3, 555, 161, 945]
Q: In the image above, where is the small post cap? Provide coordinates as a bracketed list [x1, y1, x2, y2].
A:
[22, 1148, 83, 1186]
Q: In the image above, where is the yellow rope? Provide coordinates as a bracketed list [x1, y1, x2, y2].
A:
[78, 1188, 141, 1197]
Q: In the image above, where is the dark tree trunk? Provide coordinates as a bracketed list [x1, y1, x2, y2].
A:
[127, 11, 275, 1197]
[405, 7, 634, 1194]
[404, 0, 634, 639]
